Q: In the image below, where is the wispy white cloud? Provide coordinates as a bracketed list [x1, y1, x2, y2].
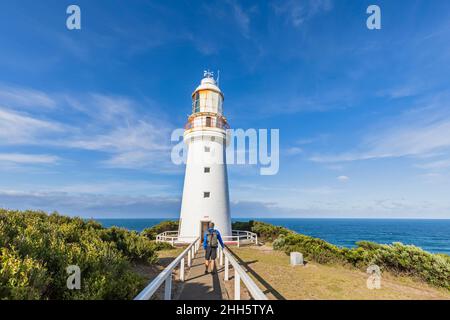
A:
[0, 190, 180, 218]
[0, 153, 59, 165]
[285, 147, 303, 155]
[310, 92, 450, 163]
[416, 158, 450, 170]
[252, 84, 358, 117]
[0, 85, 175, 171]
[227, 0, 252, 39]
[337, 175, 349, 182]
[0, 84, 56, 109]
[377, 82, 424, 99]
[0, 107, 64, 144]
[273, 0, 333, 27]
[231, 196, 450, 218]
[234, 183, 342, 196]
[69, 121, 169, 154]
[63, 94, 175, 171]
[0, 180, 172, 197]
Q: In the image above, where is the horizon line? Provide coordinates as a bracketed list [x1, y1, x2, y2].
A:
[91, 217, 450, 220]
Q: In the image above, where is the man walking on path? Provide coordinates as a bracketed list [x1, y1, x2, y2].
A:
[203, 222, 224, 275]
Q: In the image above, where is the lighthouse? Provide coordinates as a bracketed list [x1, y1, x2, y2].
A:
[178, 71, 232, 243]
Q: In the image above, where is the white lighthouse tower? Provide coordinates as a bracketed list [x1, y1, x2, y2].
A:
[178, 71, 232, 243]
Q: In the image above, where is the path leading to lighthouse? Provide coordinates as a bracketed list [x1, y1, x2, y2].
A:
[177, 248, 229, 300]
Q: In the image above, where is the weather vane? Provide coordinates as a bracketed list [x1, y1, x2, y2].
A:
[203, 69, 214, 79]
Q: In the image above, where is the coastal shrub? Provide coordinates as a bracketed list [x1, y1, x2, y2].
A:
[272, 234, 286, 249]
[149, 241, 174, 251]
[141, 220, 179, 240]
[0, 209, 159, 299]
[232, 220, 254, 232]
[251, 221, 293, 241]
[233, 220, 293, 241]
[367, 242, 450, 289]
[100, 227, 157, 264]
[0, 247, 48, 299]
[278, 233, 346, 264]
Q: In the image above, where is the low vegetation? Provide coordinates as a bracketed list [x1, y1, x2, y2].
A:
[0, 209, 173, 300]
[232, 220, 292, 241]
[141, 220, 179, 240]
[234, 220, 450, 290]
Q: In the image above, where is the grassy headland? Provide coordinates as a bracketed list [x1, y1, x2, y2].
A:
[233, 220, 450, 291]
[1, 210, 448, 300]
[232, 246, 450, 300]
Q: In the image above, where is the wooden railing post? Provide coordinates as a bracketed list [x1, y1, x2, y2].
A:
[219, 246, 223, 266]
[234, 273, 241, 300]
[224, 256, 229, 281]
[188, 250, 192, 267]
[180, 258, 185, 282]
[164, 273, 172, 300]
[135, 236, 202, 300]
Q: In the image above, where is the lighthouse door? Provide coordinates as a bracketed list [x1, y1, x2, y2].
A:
[200, 221, 210, 242]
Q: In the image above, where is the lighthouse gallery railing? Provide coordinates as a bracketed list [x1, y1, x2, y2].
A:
[156, 230, 258, 247]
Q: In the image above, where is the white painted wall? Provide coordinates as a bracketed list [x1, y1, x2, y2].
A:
[178, 132, 232, 242]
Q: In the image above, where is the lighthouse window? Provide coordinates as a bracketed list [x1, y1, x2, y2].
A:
[204, 146, 210, 152]
[203, 192, 210, 198]
[193, 93, 200, 113]
[204, 167, 210, 173]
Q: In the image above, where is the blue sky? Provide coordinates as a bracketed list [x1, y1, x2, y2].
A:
[0, 0, 450, 218]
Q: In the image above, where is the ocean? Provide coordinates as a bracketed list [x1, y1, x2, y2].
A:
[96, 218, 450, 255]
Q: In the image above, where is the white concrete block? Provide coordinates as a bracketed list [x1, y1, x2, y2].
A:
[290, 252, 304, 266]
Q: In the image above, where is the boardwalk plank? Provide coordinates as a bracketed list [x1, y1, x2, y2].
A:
[178, 248, 227, 300]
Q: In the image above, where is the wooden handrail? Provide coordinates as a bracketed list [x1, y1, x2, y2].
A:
[134, 237, 201, 300]
[219, 246, 268, 300]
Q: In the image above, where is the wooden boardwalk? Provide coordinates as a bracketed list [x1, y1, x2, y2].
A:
[177, 248, 229, 300]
